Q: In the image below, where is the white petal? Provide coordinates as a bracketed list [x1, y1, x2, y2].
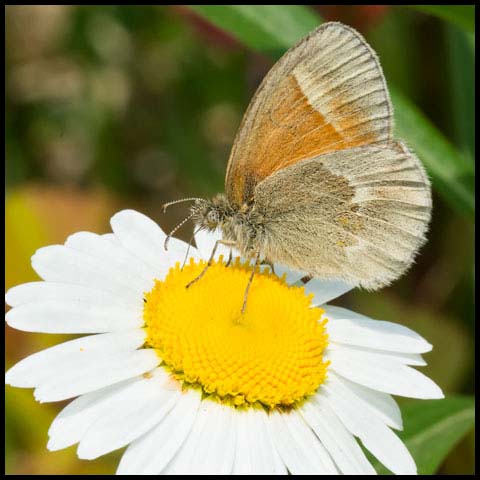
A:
[233, 409, 287, 475]
[5, 299, 142, 333]
[162, 399, 236, 475]
[320, 387, 417, 475]
[102, 233, 118, 243]
[5, 282, 138, 308]
[284, 410, 338, 474]
[233, 411, 255, 475]
[327, 347, 444, 399]
[47, 378, 138, 451]
[65, 232, 156, 286]
[263, 411, 288, 475]
[273, 263, 305, 285]
[5, 330, 146, 388]
[161, 401, 218, 475]
[194, 228, 237, 261]
[300, 396, 376, 475]
[188, 403, 236, 474]
[110, 209, 201, 279]
[77, 369, 180, 459]
[327, 343, 427, 366]
[304, 278, 354, 306]
[323, 305, 432, 353]
[31, 245, 143, 304]
[117, 390, 201, 475]
[160, 399, 211, 474]
[268, 409, 338, 474]
[34, 349, 160, 402]
[327, 372, 403, 430]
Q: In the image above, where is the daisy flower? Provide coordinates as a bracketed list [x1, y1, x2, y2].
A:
[5, 209, 443, 475]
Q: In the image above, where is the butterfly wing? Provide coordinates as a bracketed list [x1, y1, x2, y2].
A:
[253, 142, 431, 289]
[225, 22, 393, 207]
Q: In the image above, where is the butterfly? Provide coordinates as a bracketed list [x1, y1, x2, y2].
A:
[164, 21, 431, 306]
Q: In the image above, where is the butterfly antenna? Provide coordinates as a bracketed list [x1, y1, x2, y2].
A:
[181, 226, 201, 270]
[162, 198, 203, 213]
[164, 212, 195, 251]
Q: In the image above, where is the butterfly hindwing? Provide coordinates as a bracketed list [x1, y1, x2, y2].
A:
[252, 142, 431, 289]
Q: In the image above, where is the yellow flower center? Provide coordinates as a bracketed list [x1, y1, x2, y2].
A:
[143, 258, 329, 409]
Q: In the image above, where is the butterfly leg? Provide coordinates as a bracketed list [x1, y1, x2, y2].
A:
[262, 260, 276, 275]
[225, 249, 233, 267]
[241, 252, 261, 314]
[181, 226, 201, 271]
[185, 239, 236, 289]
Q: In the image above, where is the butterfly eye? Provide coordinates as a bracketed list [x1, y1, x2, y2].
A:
[207, 210, 219, 224]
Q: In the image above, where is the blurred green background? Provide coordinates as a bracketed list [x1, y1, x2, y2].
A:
[5, 5, 475, 475]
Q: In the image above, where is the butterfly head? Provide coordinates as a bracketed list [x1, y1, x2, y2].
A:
[191, 194, 233, 231]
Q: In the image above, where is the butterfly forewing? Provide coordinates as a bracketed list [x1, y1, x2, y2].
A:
[225, 22, 393, 207]
[216, 21, 432, 290]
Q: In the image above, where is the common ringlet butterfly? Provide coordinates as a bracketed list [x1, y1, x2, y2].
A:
[166, 22, 431, 300]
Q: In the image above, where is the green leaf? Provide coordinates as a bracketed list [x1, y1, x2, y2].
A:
[373, 396, 475, 475]
[191, 5, 474, 217]
[407, 5, 475, 32]
[190, 5, 321, 57]
[446, 24, 475, 161]
[390, 88, 474, 218]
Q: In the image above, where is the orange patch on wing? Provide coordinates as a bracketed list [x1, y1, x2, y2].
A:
[230, 74, 377, 205]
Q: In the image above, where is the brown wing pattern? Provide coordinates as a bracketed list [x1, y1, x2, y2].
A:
[225, 22, 393, 207]
[252, 142, 431, 289]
